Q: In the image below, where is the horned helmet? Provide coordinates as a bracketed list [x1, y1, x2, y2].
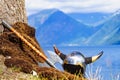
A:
[53, 45, 103, 75]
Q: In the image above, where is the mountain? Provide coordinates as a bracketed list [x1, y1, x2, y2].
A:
[68, 12, 112, 27]
[28, 9, 120, 46]
[28, 9, 59, 29]
[84, 10, 120, 45]
[28, 9, 96, 46]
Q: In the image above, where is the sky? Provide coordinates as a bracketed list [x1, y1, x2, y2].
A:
[25, 0, 120, 16]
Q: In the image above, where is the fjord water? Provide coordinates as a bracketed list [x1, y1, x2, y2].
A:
[44, 45, 120, 80]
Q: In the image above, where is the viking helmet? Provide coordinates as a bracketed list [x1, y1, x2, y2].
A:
[53, 45, 103, 75]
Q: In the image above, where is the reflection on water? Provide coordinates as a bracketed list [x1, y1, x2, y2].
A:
[43, 45, 120, 80]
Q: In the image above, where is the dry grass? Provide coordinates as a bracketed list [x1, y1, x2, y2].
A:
[111, 73, 120, 80]
[0, 55, 44, 80]
[1, 55, 119, 80]
[85, 64, 103, 80]
[85, 64, 120, 80]
[0, 55, 84, 80]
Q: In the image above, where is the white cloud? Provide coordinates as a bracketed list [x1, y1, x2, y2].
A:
[25, 0, 120, 15]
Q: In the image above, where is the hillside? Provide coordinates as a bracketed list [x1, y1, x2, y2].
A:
[85, 10, 120, 45]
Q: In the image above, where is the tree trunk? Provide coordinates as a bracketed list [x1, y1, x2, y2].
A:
[0, 0, 27, 32]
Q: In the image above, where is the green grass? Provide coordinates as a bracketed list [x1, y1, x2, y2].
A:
[11, 66, 22, 72]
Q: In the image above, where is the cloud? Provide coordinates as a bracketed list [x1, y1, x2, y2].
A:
[25, 0, 120, 15]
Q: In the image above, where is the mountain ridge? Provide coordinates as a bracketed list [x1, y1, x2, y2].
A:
[34, 9, 94, 46]
[28, 8, 120, 46]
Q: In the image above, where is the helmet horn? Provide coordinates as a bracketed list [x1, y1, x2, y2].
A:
[85, 51, 103, 64]
[53, 45, 66, 60]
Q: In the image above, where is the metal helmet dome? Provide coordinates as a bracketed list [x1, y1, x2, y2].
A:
[63, 51, 87, 74]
